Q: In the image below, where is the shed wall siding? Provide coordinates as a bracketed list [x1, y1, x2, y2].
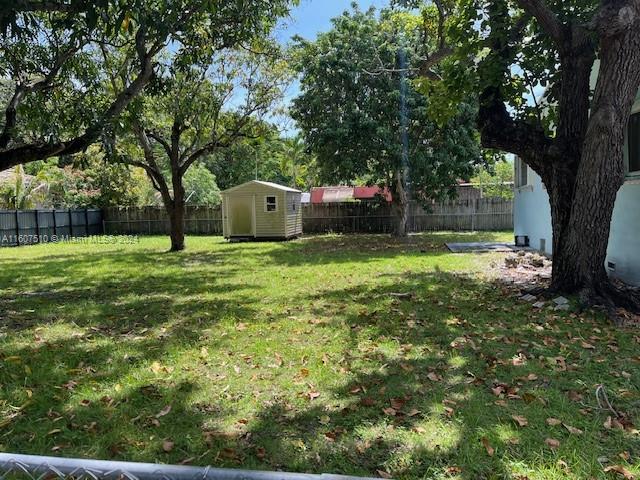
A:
[223, 183, 287, 237]
[285, 192, 303, 237]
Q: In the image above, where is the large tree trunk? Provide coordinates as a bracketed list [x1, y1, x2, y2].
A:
[561, 31, 640, 293]
[167, 202, 185, 252]
[167, 173, 186, 252]
[550, 20, 640, 310]
[392, 168, 409, 237]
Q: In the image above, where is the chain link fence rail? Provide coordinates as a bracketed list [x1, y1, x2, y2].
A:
[0, 453, 383, 480]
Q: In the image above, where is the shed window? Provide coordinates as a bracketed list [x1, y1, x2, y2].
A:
[515, 156, 529, 188]
[265, 195, 277, 212]
[628, 112, 640, 174]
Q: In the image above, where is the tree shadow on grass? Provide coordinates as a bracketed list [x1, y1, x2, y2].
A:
[259, 233, 509, 268]
[0, 239, 637, 479]
[244, 271, 638, 479]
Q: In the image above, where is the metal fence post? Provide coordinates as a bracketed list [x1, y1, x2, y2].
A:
[85, 208, 89, 236]
[52, 209, 57, 239]
[68, 209, 73, 237]
[34, 210, 40, 242]
[14, 210, 19, 246]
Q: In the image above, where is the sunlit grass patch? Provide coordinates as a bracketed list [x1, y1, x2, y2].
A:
[0, 232, 638, 479]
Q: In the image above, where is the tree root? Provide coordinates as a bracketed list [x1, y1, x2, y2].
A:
[519, 278, 640, 326]
[576, 279, 640, 326]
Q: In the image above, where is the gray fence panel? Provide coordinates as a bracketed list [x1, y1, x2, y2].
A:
[0, 209, 103, 247]
[0, 211, 18, 245]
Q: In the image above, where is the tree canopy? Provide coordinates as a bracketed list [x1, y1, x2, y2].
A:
[291, 6, 482, 223]
[402, 0, 640, 312]
[0, 0, 295, 169]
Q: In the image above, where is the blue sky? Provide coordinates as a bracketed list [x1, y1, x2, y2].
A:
[275, 0, 390, 133]
[276, 0, 389, 44]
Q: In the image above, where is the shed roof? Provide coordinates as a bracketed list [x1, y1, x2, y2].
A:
[222, 180, 301, 194]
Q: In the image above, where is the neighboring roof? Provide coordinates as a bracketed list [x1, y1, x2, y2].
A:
[222, 180, 301, 194]
[353, 186, 392, 202]
[311, 186, 392, 204]
[320, 186, 354, 203]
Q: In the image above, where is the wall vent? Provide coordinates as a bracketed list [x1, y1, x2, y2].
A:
[539, 238, 546, 252]
[607, 261, 616, 271]
[515, 235, 529, 247]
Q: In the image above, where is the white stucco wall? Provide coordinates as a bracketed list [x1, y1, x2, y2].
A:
[514, 168, 553, 255]
[514, 90, 640, 285]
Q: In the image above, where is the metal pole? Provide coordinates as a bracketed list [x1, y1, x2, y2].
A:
[85, 208, 90, 236]
[14, 210, 19, 246]
[68, 209, 73, 238]
[52, 209, 57, 238]
[0, 453, 382, 480]
[34, 209, 40, 243]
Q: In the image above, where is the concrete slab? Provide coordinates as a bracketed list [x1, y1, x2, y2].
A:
[446, 242, 518, 253]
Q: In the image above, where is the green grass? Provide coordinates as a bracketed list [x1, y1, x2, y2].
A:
[0, 232, 639, 480]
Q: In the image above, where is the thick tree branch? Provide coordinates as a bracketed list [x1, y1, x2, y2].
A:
[516, 0, 564, 44]
[589, 0, 640, 37]
[131, 123, 172, 204]
[0, 44, 79, 148]
[0, 32, 164, 170]
[478, 86, 553, 173]
[147, 130, 173, 159]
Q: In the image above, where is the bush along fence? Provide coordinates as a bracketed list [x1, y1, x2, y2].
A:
[0, 209, 103, 246]
[104, 198, 513, 236]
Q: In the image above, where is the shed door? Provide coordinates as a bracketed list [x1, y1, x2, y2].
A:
[229, 196, 254, 236]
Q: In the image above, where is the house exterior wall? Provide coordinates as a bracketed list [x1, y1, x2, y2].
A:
[514, 168, 553, 255]
[514, 89, 640, 285]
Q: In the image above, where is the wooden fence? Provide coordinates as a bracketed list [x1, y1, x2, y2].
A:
[104, 198, 512, 235]
[103, 206, 223, 235]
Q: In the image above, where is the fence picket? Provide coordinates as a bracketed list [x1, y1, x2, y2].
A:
[103, 199, 512, 236]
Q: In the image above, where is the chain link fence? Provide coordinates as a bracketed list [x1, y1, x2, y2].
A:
[0, 454, 382, 480]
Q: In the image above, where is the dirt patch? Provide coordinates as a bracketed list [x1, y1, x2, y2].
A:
[489, 250, 552, 288]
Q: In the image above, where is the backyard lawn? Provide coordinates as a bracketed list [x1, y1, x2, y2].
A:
[0, 233, 638, 480]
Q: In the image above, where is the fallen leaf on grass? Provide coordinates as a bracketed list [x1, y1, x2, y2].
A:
[150, 362, 172, 375]
[563, 424, 583, 435]
[383, 407, 396, 416]
[376, 470, 392, 479]
[481, 437, 494, 456]
[546, 418, 562, 426]
[155, 405, 172, 418]
[512, 415, 528, 427]
[255, 447, 266, 460]
[427, 372, 442, 382]
[604, 416, 625, 430]
[545, 438, 560, 449]
[604, 465, 635, 480]
[445, 466, 462, 475]
[162, 439, 174, 452]
[220, 448, 239, 460]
